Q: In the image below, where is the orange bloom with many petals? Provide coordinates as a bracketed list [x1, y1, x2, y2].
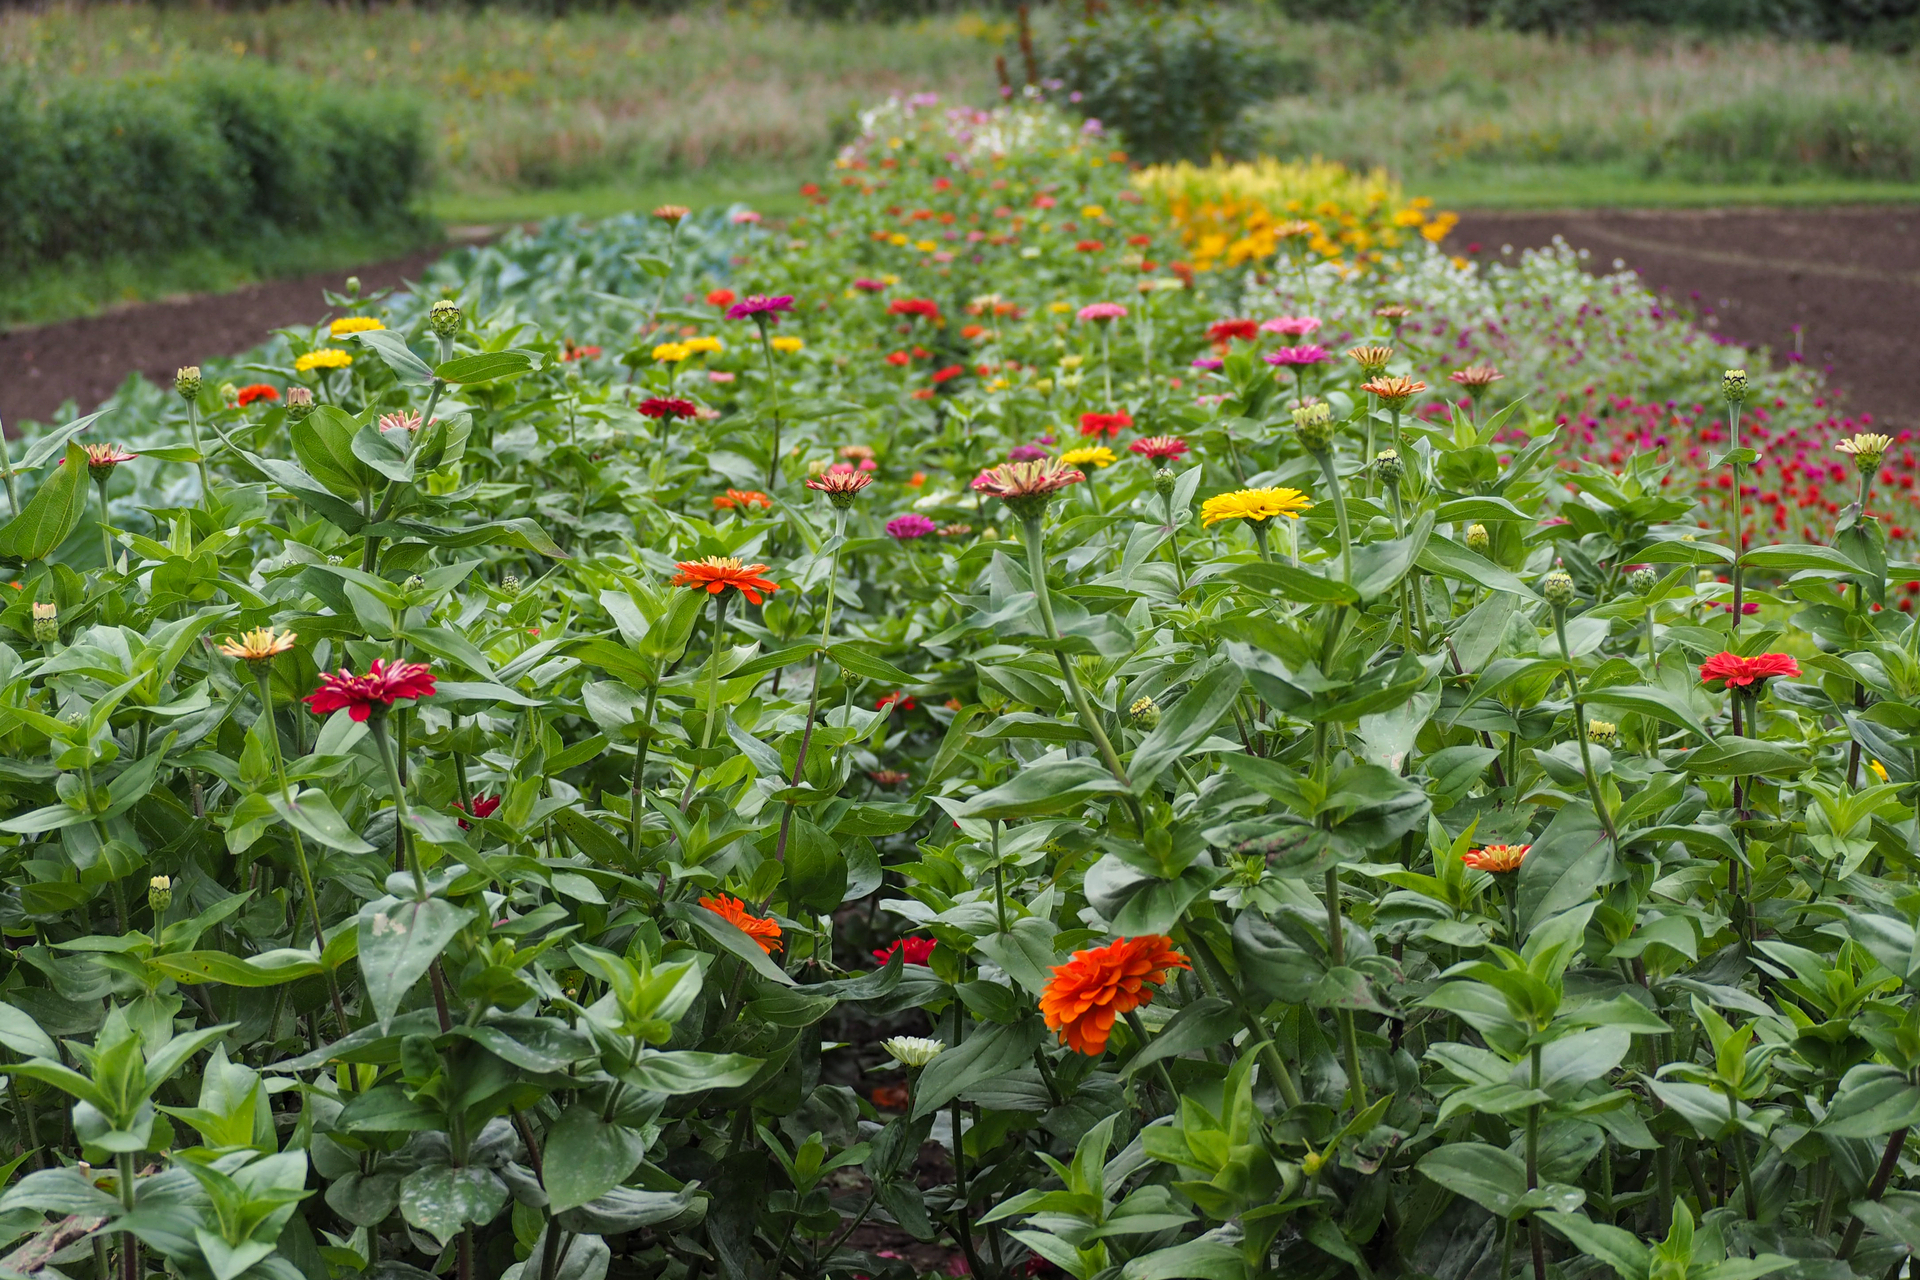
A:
[1040, 936, 1190, 1055]
[671, 556, 780, 605]
[713, 489, 773, 512]
[1462, 844, 1530, 873]
[700, 894, 782, 953]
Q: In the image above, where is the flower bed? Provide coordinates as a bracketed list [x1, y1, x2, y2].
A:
[0, 93, 1913, 1280]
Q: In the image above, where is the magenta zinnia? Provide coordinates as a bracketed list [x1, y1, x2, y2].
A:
[726, 295, 795, 321]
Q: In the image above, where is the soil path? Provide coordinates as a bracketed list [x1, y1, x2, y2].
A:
[1447, 206, 1919, 429]
[0, 245, 453, 428]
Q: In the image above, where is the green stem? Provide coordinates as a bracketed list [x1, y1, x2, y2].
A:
[0, 415, 18, 514]
[117, 1150, 137, 1280]
[1314, 451, 1353, 584]
[187, 399, 211, 497]
[369, 713, 426, 899]
[1553, 605, 1619, 845]
[1325, 866, 1366, 1112]
[679, 591, 731, 810]
[628, 683, 660, 867]
[1527, 1044, 1545, 1280]
[1021, 515, 1133, 797]
[1100, 323, 1113, 407]
[1729, 1089, 1756, 1219]
[758, 322, 785, 489]
[1728, 399, 1744, 631]
[1121, 1008, 1180, 1112]
[95, 478, 113, 568]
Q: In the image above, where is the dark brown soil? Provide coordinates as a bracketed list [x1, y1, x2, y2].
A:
[1446, 206, 1920, 430]
[0, 245, 456, 428]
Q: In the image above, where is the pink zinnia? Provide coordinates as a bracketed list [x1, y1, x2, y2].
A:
[638, 397, 698, 419]
[852, 278, 888, 292]
[1130, 436, 1189, 461]
[304, 660, 437, 722]
[725, 294, 794, 321]
[1191, 356, 1224, 371]
[1261, 316, 1321, 337]
[1077, 302, 1128, 323]
[886, 513, 937, 540]
[1265, 345, 1329, 367]
[1699, 651, 1800, 691]
[1009, 444, 1047, 461]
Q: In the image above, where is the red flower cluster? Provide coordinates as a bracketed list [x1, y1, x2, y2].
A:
[931, 366, 965, 385]
[1080, 411, 1134, 438]
[639, 397, 699, 420]
[890, 298, 942, 323]
[304, 660, 437, 722]
[1207, 319, 1257, 344]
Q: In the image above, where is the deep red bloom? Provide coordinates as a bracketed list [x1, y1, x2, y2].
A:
[235, 384, 279, 406]
[931, 365, 965, 385]
[707, 289, 737, 307]
[877, 691, 917, 712]
[1207, 319, 1258, 344]
[639, 397, 699, 419]
[1074, 239, 1105, 253]
[1699, 651, 1801, 691]
[872, 936, 937, 966]
[304, 660, 436, 721]
[455, 794, 501, 830]
[890, 298, 942, 322]
[1079, 411, 1134, 438]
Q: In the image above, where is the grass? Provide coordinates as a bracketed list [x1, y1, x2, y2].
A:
[430, 167, 812, 227]
[1416, 164, 1920, 210]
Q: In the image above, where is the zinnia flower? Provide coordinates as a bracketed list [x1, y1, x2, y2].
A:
[700, 894, 782, 953]
[294, 349, 352, 373]
[1462, 844, 1529, 873]
[1450, 364, 1504, 391]
[1077, 302, 1127, 323]
[652, 204, 691, 223]
[887, 513, 937, 539]
[1191, 356, 1225, 371]
[873, 937, 937, 966]
[1699, 651, 1801, 691]
[714, 489, 773, 512]
[639, 397, 698, 419]
[770, 336, 804, 354]
[235, 384, 280, 407]
[1040, 936, 1191, 1055]
[852, 278, 888, 292]
[671, 556, 780, 605]
[804, 469, 873, 506]
[378, 410, 424, 433]
[1009, 444, 1048, 462]
[329, 316, 385, 337]
[726, 295, 795, 321]
[82, 445, 136, 479]
[877, 691, 916, 711]
[455, 794, 501, 831]
[1207, 319, 1258, 344]
[706, 288, 736, 307]
[1130, 436, 1188, 461]
[1347, 346, 1394, 378]
[304, 659, 436, 721]
[1375, 304, 1414, 322]
[889, 298, 942, 322]
[1265, 345, 1329, 367]
[880, 1036, 944, 1068]
[652, 342, 692, 362]
[217, 627, 297, 663]
[1200, 487, 1313, 526]
[1837, 433, 1893, 472]
[1261, 316, 1321, 337]
[1079, 411, 1133, 438]
[1361, 375, 1426, 404]
[971, 458, 1086, 518]
[1059, 445, 1116, 469]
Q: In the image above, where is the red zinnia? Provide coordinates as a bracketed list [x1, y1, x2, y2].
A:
[707, 288, 737, 308]
[1079, 411, 1133, 438]
[713, 489, 773, 511]
[1075, 239, 1105, 253]
[931, 365, 965, 385]
[872, 936, 936, 966]
[455, 794, 501, 830]
[303, 659, 437, 722]
[639, 397, 699, 419]
[1129, 435, 1188, 461]
[1207, 319, 1258, 344]
[235, 384, 280, 407]
[877, 691, 916, 712]
[890, 298, 942, 323]
[1699, 651, 1801, 691]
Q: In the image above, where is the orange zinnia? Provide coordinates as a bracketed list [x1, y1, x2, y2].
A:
[671, 556, 780, 605]
[712, 488, 773, 512]
[1040, 936, 1190, 1056]
[1462, 844, 1530, 873]
[699, 894, 782, 954]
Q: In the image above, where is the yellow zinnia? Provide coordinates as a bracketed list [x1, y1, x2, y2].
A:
[329, 316, 385, 337]
[684, 336, 724, 355]
[294, 349, 352, 373]
[770, 336, 804, 354]
[1059, 446, 1116, 469]
[1200, 487, 1313, 526]
[653, 342, 692, 362]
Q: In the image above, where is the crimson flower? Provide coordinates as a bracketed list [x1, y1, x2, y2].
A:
[707, 288, 737, 307]
[877, 691, 916, 712]
[725, 295, 794, 321]
[639, 397, 698, 419]
[304, 659, 437, 721]
[931, 365, 965, 385]
[890, 298, 942, 322]
[1080, 411, 1133, 438]
[1208, 319, 1258, 344]
[872, 937, 937, 966]
[1130, 435, 1189, 461]
[1699, 651, 1801, 691]
[235, 384, 280, 407]
[455, 795, 501, 830]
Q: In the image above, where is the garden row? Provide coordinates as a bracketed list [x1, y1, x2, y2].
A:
[0, 91, 1913, 1280]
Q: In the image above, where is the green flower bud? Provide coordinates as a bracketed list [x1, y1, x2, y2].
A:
[1374, 448, 1403, 487]
[1153, 468, 1177, 499]
[1130, 695, 1161, 729]
[404, 575, 425, 592]
[148, 875, 173, 914]
[1541, 570, 1575, 607]
[1465, 523, 1490, 555]
[430, 299, 462, 339]
[1586, 719, 1617, 746]
[174, 366, 202, 401]
[1292, 400, 1334, 455]
[501, 574, 521, 596]
[30, 602, 57, 646]
[1722, 369, 1748, 404]
[1627, 566, 1658, 595]
[285, 386, 314, 423]
[345, 276, 362, 298]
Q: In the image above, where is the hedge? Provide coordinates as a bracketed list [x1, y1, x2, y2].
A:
[0, 65, 429, 274]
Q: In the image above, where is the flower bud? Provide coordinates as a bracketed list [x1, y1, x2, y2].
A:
[285, 386, 314, 423]
[218, 381, 239, 407]
[1721, 369, 1748, 404]
[1153, 468, 1177, 498]
[430, 299, 462, 339]
[1292, 400, 1333, 455]
[1541, 570, 1575, 607]
[501, 574, 521, 596]
[148, 875, 173, 914]
[1465, 523, 1490, 555]
[880, 1036, 945, 1068]
[1838, 432, 1892, 476]
[30, 601, 57, 646]
[1130, 695, 1161, 729]
[345, 276, 362, 298]
[174, 366, 202, 401]
[1586, 719, 1617, 746]
[1627, 566, 1658, 595]
[1374, 448, 1403, 487]
[404, 575, 426, 592]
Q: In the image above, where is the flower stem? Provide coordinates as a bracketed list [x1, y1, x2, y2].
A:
[187, 399, 211, 497]
[679, 591, 731, 810]
[1314, 451, 1353, 584]
[1325, 866, 1367, 1113]
[1100, 323, 1113, 407]
[774, 512, 846, 868]
[1553, 605, 1619, 845]
[95, 478, 113, 568]
[1728, 397, 1744, 632]
[1527, 1044, 1546, 1280]
[758, 322, 784, 489]
[369, 713, 426, 900]
[1021, 515, 1133, 796]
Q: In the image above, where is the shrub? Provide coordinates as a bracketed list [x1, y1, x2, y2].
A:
[0, 65, 428, 275]
[1038, 4, 1308, 163]
[1660, 90, 1920, 181]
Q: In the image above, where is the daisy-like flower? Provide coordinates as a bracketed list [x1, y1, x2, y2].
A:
[217, 627, 297, 664]
[1059, 445, 1117, 469]
[1837, 432, 1893, 474]
[804, 468, 874, 508]
[1462, 844, 1529, 873]
[378, 410, 424, 433]
[1040, 935, 1191, 1056]
[1275, 219, 1316, 240]
[886, 513, 938, 539]
[1079, 410, 1133, 438]
[235, 384, 280, 407]
[303, 659, 436, 722]
[1375, 303, 1414, 323]
[889, 298, 942, 323]
[455, 794, 501, 831]
[1009, 444, 1048, 462]
[726, 295, 795, 321]
[937, 522, 972, 537]
[851, 278, 888, 293]
[1129, 436, 1189, 462]
[1264, 345, 1329, 368]
[1207, 319, 1258, 344]
[707, 288, 736, 307]
[971, 457, 1086, 520]
[684, 336, 723, 355]
[880, 1036, 945, 1068]
[713, 489, 773, 512]
[1361, 375, 1426, 405]
[770, 336, 804, 354]
[1699, 651, 1801, 691]
[1077, 302, 1128, 323]
[671, 556, 780, 605]
[652, 342, 693, 363]
[1450, 364, 1504, 396]
[872, 936, 936, 966]
[699, 893, 782, 953]
[1191, 356, 1225, 372]
[1200, 487, 1313, 526]
[329, 316, 385, 337]
[1260, 315, 1321, 337]
[652, 204, 691, 223]
[83, 445, 136, 480]
[638, 397, 699, 420]
[1347, 345, 1394, 377]
[294, 349, 352, 373]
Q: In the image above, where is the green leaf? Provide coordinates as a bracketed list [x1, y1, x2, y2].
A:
[291, 407, 375, 500]
[1351, 511, 1434, 603]
[0, 441, 90, 564]
[1678, 739, 1807, 779]
[267, 789, 376, 854]
[957, 759, 1127, 819]
[1122, 998, 1241, 1079]
[17, 410, 111, 473]
[913, 1020, 1045, 1119]
[354, 331, 436, 386]
[1417, 534, 1534, 598]
[352, 421, 415, 484]
[1222, 561, 1356, 605]
[151, 949, 326, 988]
[1417, 1142, 1583, 1219]
[1539, 1214, 1651, 1280]
[827, 643, 914, 686]
[1581, 685, 1711, 743]
[667, 901, 796, 987]
[1517, 801, 1611, 938]
[437, 350, 543, 384]
[620, 1050, 762, 1095]
[357, 897, 476, 1025]
[542, 1105, 648, 1213]
[399, 1165, 506, 1245]
[363, 517, 567, 560]
[1741, 543, 1863, 575]
[1130, 659, 1242, 792]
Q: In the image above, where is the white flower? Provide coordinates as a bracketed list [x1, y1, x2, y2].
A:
[881, 1036, 946, 1068]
